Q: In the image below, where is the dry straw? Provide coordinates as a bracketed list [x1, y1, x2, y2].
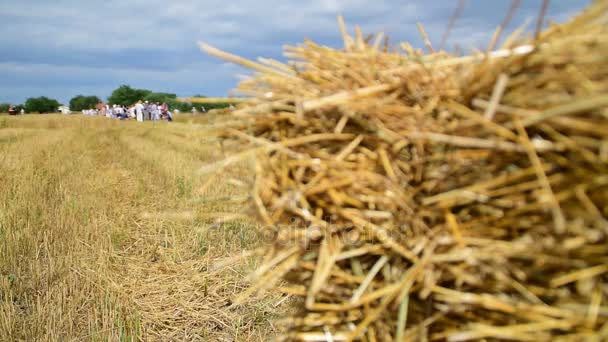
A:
[199, 1, 608, 340]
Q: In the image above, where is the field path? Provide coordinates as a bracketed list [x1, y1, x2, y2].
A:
[0, 115, 279, 341]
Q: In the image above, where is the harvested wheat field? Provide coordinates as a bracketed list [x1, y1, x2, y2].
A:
[0, 114, 286, 341]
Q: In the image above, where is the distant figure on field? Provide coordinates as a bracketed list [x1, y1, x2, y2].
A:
[135, 101, 144, 122]
[116, 105, 126, 119]
[153, 103, 160, 121]
[143, 101, 150, 120]
[96, 102, 105, 116]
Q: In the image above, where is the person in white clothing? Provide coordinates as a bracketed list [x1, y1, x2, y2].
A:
[154, 103, 161, 121]
[135, 101, 144, 122]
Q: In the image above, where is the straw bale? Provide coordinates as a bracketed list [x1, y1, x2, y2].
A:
[200, 1, 608, 340]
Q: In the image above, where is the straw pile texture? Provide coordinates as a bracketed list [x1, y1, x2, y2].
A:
[200, 2, 608, 340]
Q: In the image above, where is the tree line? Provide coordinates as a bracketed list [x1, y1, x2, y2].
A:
[1, 85, 233, 114]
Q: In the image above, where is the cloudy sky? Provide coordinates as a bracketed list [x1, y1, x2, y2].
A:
[0, 0, 590, 105]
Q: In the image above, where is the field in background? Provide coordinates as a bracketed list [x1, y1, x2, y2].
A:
[0, 114, 282, 341]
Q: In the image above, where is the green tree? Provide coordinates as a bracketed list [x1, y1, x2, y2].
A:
[24, 97, 61, 114]
[0, 103, 10, 113]
[107, 85, 151, 106]
[69, 95, 101, 111]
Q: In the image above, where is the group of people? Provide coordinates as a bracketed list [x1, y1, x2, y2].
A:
[82, 101, 173, 122]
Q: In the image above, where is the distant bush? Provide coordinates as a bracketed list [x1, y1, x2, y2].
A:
[144, 92, 177, 104]
[24, 97, 60, 114]
[108, 85, 151, 106]
[69, 95, 101, 111]
[0, 103, 10, 113]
